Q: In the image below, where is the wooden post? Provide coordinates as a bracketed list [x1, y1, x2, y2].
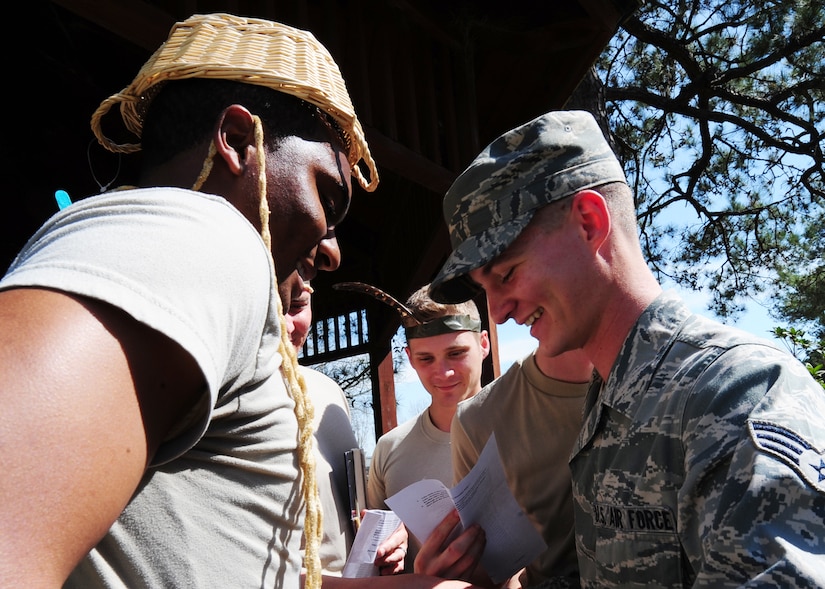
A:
[370, 347, 398, 440]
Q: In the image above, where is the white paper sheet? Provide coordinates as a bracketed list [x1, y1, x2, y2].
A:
[342, 509, 403, 578]
[385, 434, 546, 584]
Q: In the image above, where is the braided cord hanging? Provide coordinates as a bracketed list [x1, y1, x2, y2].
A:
[252, 116, 322, 589]
[190, 116, 322, 589]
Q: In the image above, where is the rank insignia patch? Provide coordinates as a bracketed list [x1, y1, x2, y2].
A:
[750, 420, 825, 494]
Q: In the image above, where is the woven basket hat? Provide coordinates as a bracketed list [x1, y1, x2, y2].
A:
[90, 12, 378, 192]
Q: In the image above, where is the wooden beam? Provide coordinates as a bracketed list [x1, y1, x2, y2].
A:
[577, 0, 641, 32]
[364, 125, 456, 195]
[52, 0, 174, 51]
[375, 350, 398, 437]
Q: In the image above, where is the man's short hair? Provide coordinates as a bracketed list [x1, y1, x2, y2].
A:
[406, 283, 480, 323]
[139, 78, 341, 170]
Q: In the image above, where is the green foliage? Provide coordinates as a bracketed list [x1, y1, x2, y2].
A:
[598, 0, 825, 326]
[774, 212, 825, 327]
[772, 326, 825, 388]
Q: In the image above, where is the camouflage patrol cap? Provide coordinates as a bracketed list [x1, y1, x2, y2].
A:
[429, 110, 627, 303]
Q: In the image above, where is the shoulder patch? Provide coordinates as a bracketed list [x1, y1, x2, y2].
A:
[749, 420, 825, 494]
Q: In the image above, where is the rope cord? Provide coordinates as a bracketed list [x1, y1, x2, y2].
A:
[251, 116, 322, 589]
[190, 116, 322, 589]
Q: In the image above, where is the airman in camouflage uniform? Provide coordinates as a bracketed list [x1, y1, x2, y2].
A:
[429, 110, 825, 587]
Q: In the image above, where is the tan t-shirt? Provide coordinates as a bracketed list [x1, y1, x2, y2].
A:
[1, 188, 304, 589]
[302, 367, 360, 575]
[452, 351, 588, 586]
[367, 409, 452, 566]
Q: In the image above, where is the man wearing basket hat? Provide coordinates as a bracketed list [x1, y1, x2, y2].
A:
[0, 12, 394, 589]
[427, 110, 825, 587]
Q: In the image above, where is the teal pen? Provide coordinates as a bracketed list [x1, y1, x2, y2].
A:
[55, 189, 72, 210]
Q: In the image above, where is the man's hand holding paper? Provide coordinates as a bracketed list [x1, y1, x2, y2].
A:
[386, 435, 546, 584]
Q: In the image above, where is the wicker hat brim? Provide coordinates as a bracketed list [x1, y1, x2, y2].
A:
[90, 13, 378, 191]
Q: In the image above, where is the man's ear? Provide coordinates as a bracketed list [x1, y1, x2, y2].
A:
[214, 104, 257, 176]
[479, 330, 491, 360]
[572, 190, 610, 251]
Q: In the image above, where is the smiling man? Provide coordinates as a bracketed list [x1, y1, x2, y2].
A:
[367, 284, 490, 569]
[428, 110, 825, 588]
[0, 13, 377, 589]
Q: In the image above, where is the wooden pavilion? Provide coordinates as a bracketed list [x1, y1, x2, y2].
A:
[3, 0, 638, 440]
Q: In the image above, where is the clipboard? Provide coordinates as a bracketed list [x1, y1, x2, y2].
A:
[345, 448, 368, 532]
